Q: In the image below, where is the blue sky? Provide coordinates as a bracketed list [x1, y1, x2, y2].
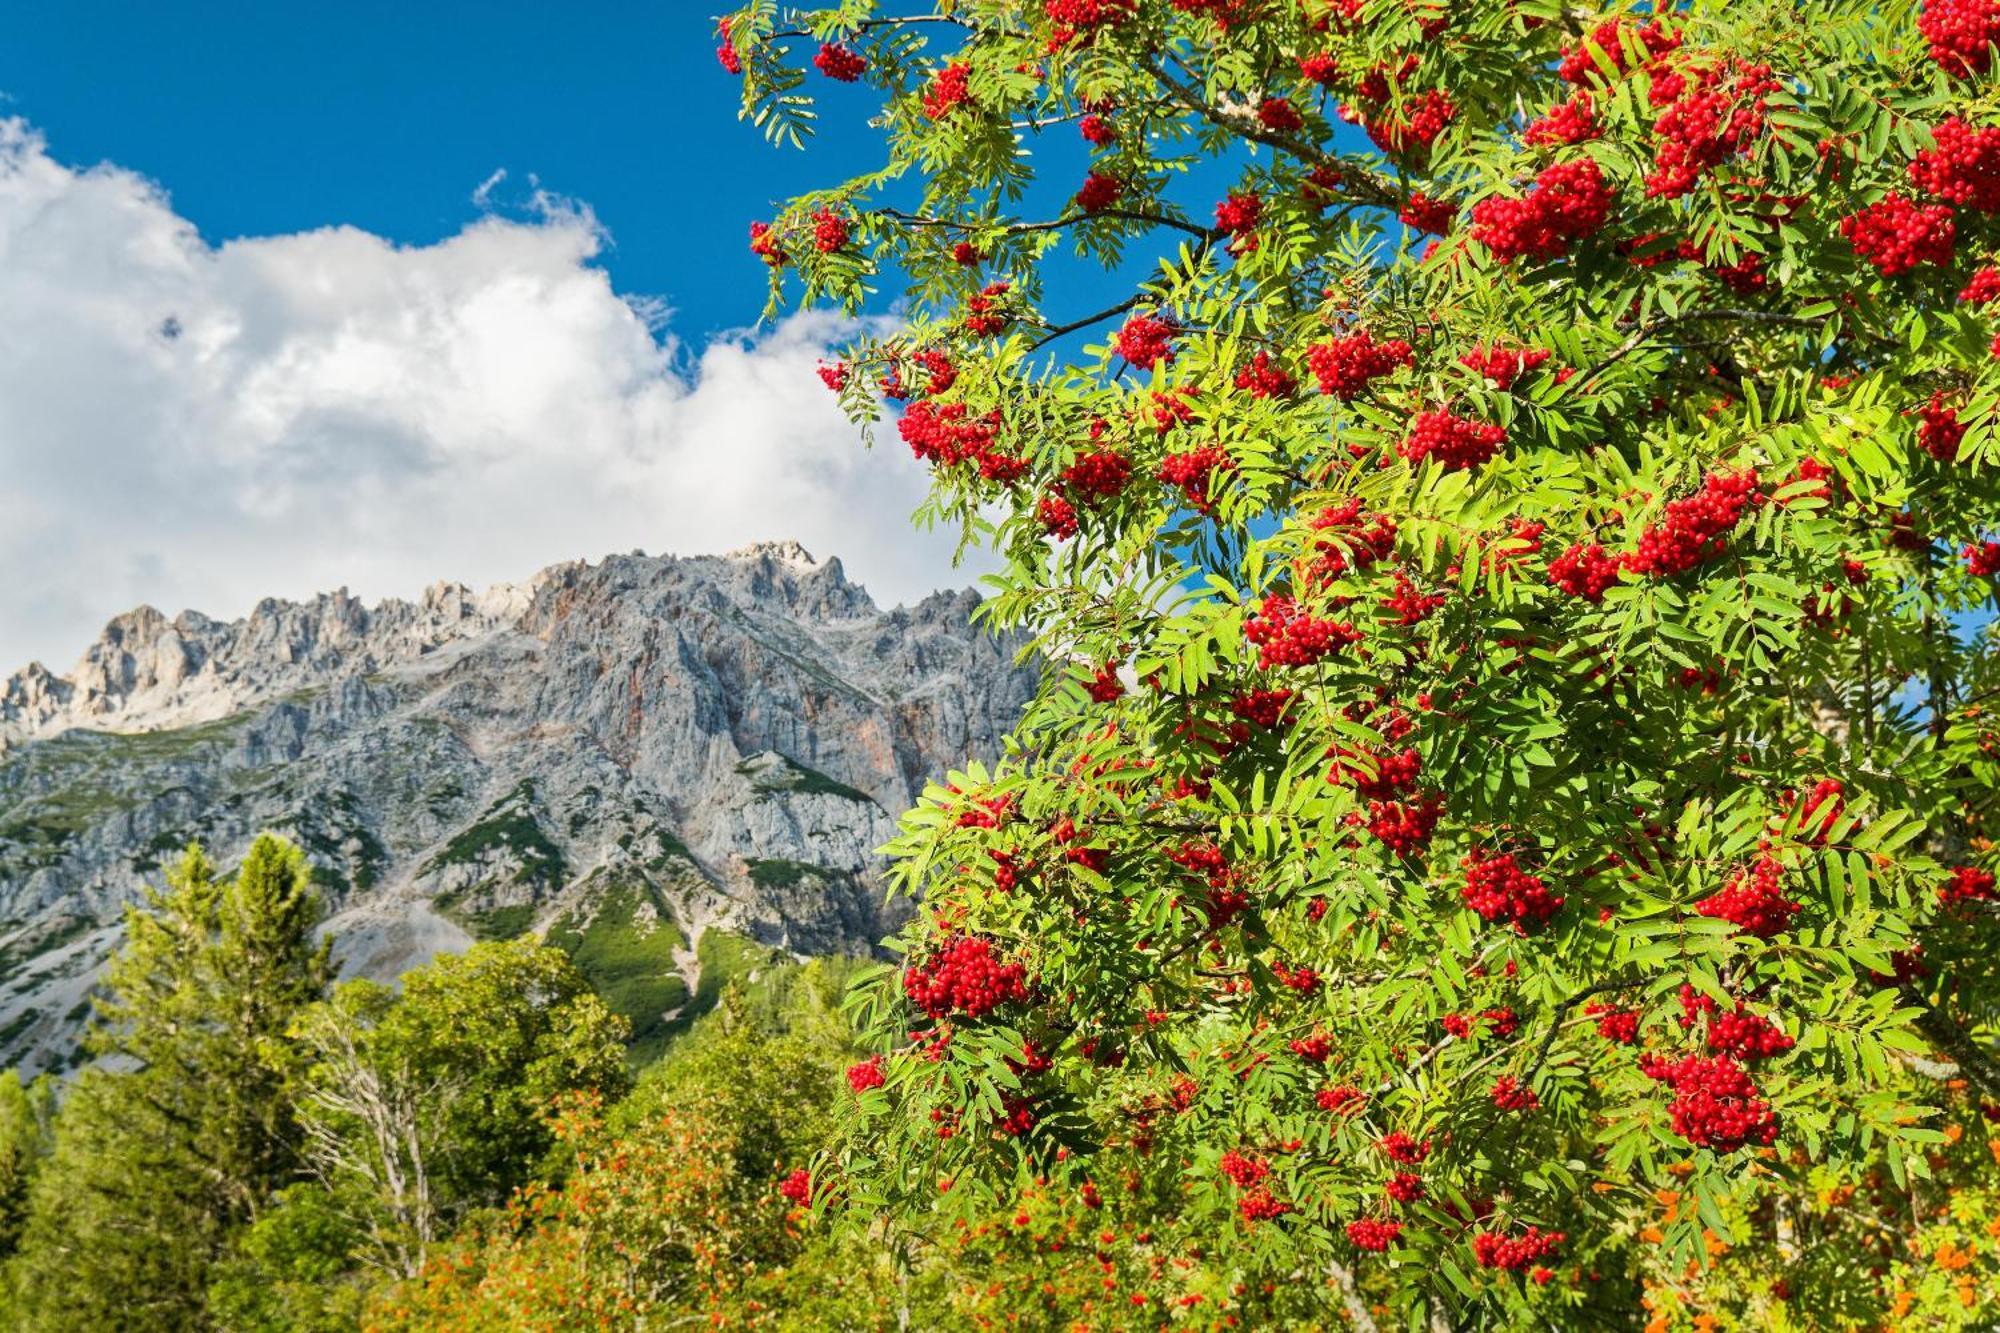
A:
[0, 4, 1027, 671]
[7, 2, 879, 345]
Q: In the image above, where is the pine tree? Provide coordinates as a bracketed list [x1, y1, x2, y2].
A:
[4, 836, 330, 1330]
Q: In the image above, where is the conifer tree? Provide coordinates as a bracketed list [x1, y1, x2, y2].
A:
[5, 836, 330, 1330]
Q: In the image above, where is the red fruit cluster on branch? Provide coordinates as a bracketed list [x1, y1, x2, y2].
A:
[1679, 986, 1795, 1061]
[1382, 571, 1448, 625]
[1400, 192, 1457, 236]
[1038, 494, 1079, 539]
[1469, 159, 1617, 262]
[1115, 315, 1177, 368]
[1317, 1084, 1366, 1114]
[1918, 0, 2000, 76]
[811, 209, 851, 253]
[1941, 864, 1997, 902]
[813, 43, 868, 81]
[1158, 445, 1235, 512]
[1306, 330, 1414, 400]
[1399, 410, 1507, 470]
[1258, 97, 1304, 132]
[1230, 687, 1295, 729]
[1367, 793, 1443, 857]
[1215, 190, 1263, 245]
[1045, 0, 1136, 27]
[903, 936, 1030, 1019]
[1909, 117, 2000, 211]
[1461, 850, 1565, 932]
[716, 19, 742, 75]
[1917, 391, 1966, 460]
[1460, 344, 1552, 389]
[1086, 663, 1125, 702]
[1623, 469, 1759, 576]
[1524, 93, 1598, 146]
[1965, 541, 2000, 576]
[1788, 778, 1845, 845]
[964, 282, 1012, 336]
[1586, 1001, 1641, 1044]
[779, 1167, 814, 1202]
[1060, 449, 1132, 502]
[847, 1055, 886, 1092]
[1328, 745, 1422, 800]
[1218, 1149, 1268, 1187]
[923, 62, 973, 119]
[1353, 89, 1457, 161]
[1642, 1053, 1780, 1151]
[1079, 113, 1118, 145]
[1310, 499, 1399, 579]
[1548, 542, 1624, 601]
[749, 221, 785, 266]
[899, 401, 1024, 481]
[1379, 1132, 1431, 1165]
[1961, 266, 2000, 304]
[1695, 854, 1801, 938]
[1234, 350, 1296, 398]
[1347, 1217, 1402, 1250]
[1489, 1075, 1540, 1111]
[1472, 1226, 1566, 1271]
[1557, 19, 1681, 84]
[1385, 1172, 1425, 1204]
[1245, 595, 1360, 668]
[1644, 60, 1778, 198]
[1077, 171, 1125, 213]
[1839, 193, 1957, 276]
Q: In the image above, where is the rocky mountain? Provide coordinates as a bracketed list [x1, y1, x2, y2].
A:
[0, 542, 1034, 1071]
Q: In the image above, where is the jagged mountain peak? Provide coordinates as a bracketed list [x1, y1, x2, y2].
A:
[0, 545, 1035, 1072]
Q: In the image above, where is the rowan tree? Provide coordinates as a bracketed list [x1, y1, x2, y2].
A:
[723, 0, 2000, 1325]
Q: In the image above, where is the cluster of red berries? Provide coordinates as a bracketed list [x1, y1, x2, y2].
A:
[813, 42, 867, 82]
[1079, 112, 1117, 145]
[1558, 19, 1680, 84]
[964, 281, 1012, 336]
[1524, 93, 1598, 146]
[1918, 391, 1967, 460]
[1158, 445, 1235, 512]
[1462, 850, 1566, 931]
[1230, 687, 1295, 729]
[1586, 1001, 1641, 1044]
[1258, 97, 1303, 132]
[1318, 1084, 1366, 1115]
[1328, 745, 1422, 801]
[1840, 193, 1957, 276]
[1115, 315, 1177, 369]
[1696, 854, 1801, 937]
[811, 209, 851, 254]
[923, 62, 973, 119]
[1086, 662, 1125, 703]
[1077, 171, 1125, 213]
[1215, 190, 1262, 240]
[1918, 0, 2000, 76]
[1787, 778, 1845, 845]
[1442, 1007, 1518, 1040]
[1246, 594, 1359, 668]
[1624, 469, 1759, 576]
[1382, 571, 1448, 626]
[1644, 59, 1778, 198]
[1038, 494, 1079, 539]
[1470, 158, 1616, 263]
[1679, 986, 1795, 1061]
[847, 1055, 886, 1093]
[1965, 541, 2000, 575]
[1910, 117, 2000, 211]
[1472, 1226, 1565, 1271]
[1461, 344, 1553, 390]
[1379, 1132, 1431, 1165]
[1489, 1076, 1540, 1111]
[1218, 1149, 1268, 1188]
[1399, 409, 1508, 470]
[1060, 448, 1132, 503]
[1235, 350, 1296, 398]
[779, 1167, 813, 1203]
[899, 401, 1024, 481]
[1548, 542, 1624, 601]
[1347, 1217, 1402, 1251]
[716, 19, 742, 75]
[1941, 864, 1997, 903]
[1385, 1172, 1425, 1204]
[1400, 192, 1457, 236]
[1307, 330, 1414, 400]
[1961, 266, 2000, 304]
[1044, 0, 1135, 28]
[1353, 88, 1456, 162]
[1367, 793, 1443, 857]
[1310, 499, 1399, 578]
[1642, 1053, 1779, 1151]
[749, 220, 785, 266]
[902, 936, 1030, 1019]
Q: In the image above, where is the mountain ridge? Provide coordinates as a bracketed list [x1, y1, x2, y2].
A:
[0, 542, 1033, 1071]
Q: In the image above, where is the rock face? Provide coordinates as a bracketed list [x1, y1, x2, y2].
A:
[0, 543, 1035, 1072]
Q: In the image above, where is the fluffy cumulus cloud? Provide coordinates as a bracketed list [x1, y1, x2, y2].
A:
[0, 119, 981, 671]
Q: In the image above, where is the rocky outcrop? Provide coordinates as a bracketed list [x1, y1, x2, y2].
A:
[0, 543, 1034, 1073]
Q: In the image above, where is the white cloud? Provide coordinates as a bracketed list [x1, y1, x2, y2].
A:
[0, 118, 981, 672]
